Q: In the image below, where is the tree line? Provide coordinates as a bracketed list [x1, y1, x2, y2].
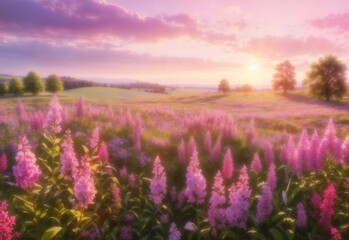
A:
[0, 71, 63, 96]
[218, 55, 347, 101]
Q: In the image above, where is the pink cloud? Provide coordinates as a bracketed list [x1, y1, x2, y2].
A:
[0, 0, 235, 45]
[309, 13, 349, 32]
[243, 35, 346, 59]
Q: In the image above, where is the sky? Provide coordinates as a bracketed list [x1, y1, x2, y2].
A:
[0, 0, 348, 86]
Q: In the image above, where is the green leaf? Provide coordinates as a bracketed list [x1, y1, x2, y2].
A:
[269, 228, 283, 240]
[40, 226, 62, 240]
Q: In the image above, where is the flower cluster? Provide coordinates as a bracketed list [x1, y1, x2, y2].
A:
[13, 135, 41, 189]
[0, 201, 20, 240]
[150, 156, 167, 205]
[185, 150, 206, 204]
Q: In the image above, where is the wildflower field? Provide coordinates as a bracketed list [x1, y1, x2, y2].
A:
[1, 93, 349, 240]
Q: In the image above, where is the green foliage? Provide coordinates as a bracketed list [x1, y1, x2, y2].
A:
[9, 77, 24, 95]
[304, 55, 347, 101]
[0, 82, 8, 95]
[23, 71, 45, 96]
[46, 75, 64, 94]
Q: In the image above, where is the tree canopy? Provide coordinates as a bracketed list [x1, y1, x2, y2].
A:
[272, 60, 296, 93]
[9, 78, 24, 95]
[46, 74, 64, 93]
[23, 71, 45, 95]
[218, 79, 230, 93]
[303, 55, 347, 101]
[0, 82, 8, 95]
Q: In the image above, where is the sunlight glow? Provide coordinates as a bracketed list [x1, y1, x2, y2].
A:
[249, 63, 259, 71]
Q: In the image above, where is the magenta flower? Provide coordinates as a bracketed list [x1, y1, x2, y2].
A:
[256, 185, 272, 224]
[178, 139, 186, 165]
[13, 135, 41, 189]
[208, 171, 226, 236]
[98, 141, 109, 163]
[204, 130, 212, 152]
[306, 130, 320, 171]
[120, 225, 132, 240]
[60, 130, 78, 179]
[132, 114, 142, 153]
[330, 227, 342, 240]
[89, 127, 100, 149]
[279, 144, 288, 163]
[76, 97, 84, 119]
[251, 153, 262, 172]
[266, 164, 276, 191]
[169, 223, 181, 240]
[74, 158, 96, 209]
[16, 99, 27, 121]
[44, 94, 62, 133]
[150, 156, 167, 205]
[263, 141, 274, 166]
[226, 165, 251, 228]
[341, 135, 349, 163]
[247, 118, 256, 148]
[0, 152, 7, 173]
[0, 201, 20, 240]
[187, 136, 197, 159]
[320, 181, 336, 230]
[185, 150, 206, 204]
[297, 129, 309, 170]
[210, 135, 221, 162]
[296, 202, 307, 228]
[222, 148, 233, 180]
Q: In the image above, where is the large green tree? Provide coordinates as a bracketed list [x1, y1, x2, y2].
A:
[46, 74, 64, 94]
[23, 71, 45, 96]
[9, 78, 24, 95]
[272, 60, 296, 93]
[218, 79, 230, 93]
[0, 82, 8, 95]
[304, 55, 347, 101]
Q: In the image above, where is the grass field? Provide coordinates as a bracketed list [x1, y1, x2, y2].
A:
[63, 87, 211, 101]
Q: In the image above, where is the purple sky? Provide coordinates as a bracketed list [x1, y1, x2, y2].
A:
[0, 0, 348, 85]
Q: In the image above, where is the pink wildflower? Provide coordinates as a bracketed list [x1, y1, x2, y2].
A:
[266, 164, 276, 191]
[247, 118, 256, 148]
[150, 156, 167, 205]
[320, 181, 336, 230]
[330, 227, 342, 240]
[296, 202, 307, 228]
[306, 130, 320, 171]
[185, 150, 206, 204]
[187, 136, 197, 159]
[256, 185, 273, 224]
[89, 127, 100, 149]
[76, 97, 84, 119]
[169, 223, 181, 240]
[222, 148, 233, 180]
[0, 201, 20, 240]
[60, 130, 78, 179]
[263, 141, 274, 166]
[210, 135, 221, 162]
[204, 130, 212, 152]
[226, 165, 251, 228]
[251, 153, 262, 172]
[74, 158, 96, 209]
[98, 142, 109, 163]
[0, 152, 7, 173]
[13, 135, 41, 189]
[208, 171, 226, 236]
[44, 94, 62, 133]
[178, 139, 186, 165]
